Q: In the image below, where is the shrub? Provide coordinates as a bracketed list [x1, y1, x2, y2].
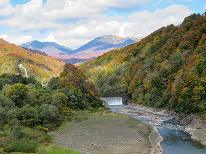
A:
[5, 141, 38, 153]
[0, 78, 12, 90]
[37, 125, 49, 132]
[3, 83, 28, 107]
[38, 134, 53, 143]
[52, 92, 68, 109]
[18, 104, 39, 126]
[38, 104, 61, 128]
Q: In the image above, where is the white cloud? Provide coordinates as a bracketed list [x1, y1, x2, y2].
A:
[48, 5, 191, 48]
[0, 0, 150, 30]
[44, 33, 57, 42]
[0, 33, 33, 45]
[125, 4, 191, 37]
[0, 0, 14, 16]
[0, 0, 192, 48]
[0, 0, 9, 6]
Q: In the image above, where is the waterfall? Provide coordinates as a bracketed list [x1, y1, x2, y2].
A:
[18, 64, 28, 78]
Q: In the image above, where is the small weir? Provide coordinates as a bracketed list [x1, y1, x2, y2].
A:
[105, 99, 206, 154]
[100, 97, 123, 106]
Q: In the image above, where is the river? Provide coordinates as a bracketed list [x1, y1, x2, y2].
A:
[109, 104, 206, 154]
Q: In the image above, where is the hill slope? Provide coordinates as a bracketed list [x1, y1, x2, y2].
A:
[0, 39, 65, 81]
[81, 13, 206, 114]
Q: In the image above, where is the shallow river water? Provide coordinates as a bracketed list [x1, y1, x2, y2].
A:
[109, 105, 206, 154]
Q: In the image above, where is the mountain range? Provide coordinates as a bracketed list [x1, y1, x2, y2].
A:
[22, 35, 137, 64]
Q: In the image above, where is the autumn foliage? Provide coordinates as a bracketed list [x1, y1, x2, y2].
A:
[82, 13, 206, 114]
[0, 39, 64, 82]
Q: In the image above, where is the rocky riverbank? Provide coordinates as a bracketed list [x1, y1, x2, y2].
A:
[111, 104, 166, 154]
[118, 103, 206, 153]
[168, 113, 206, 146]
[128, 103, 206, 148]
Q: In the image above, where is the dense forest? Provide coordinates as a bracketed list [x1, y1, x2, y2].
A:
[0, 64, 102, 153]
[82, 13, 206, 114]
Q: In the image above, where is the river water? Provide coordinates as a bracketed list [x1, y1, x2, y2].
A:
[109, 105, 206, 154]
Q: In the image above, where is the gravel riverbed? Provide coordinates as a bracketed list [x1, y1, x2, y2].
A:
[53, 111, 159, 154]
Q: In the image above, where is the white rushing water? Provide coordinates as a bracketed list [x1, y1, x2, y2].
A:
[101, 97, 123, 106]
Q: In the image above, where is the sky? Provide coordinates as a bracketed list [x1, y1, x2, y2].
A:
[0, 0, 205, 49]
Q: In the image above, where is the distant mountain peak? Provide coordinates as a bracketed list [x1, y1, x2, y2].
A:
[21, 41, 73, 59]
[73, 35, 137, 54]
[94, 35, 126, 44]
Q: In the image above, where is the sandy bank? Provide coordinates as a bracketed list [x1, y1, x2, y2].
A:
[149, 127, 163, 154]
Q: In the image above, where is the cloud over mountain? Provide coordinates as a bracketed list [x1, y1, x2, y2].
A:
[0, 0, 199, 48]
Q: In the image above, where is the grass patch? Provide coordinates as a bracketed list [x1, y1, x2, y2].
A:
[5, 141, 38, 153]
[58, 109, 130, 130]
[38, 144, 81, 154]
[22, 127, 52, 143]
[57, 109, 108, 129]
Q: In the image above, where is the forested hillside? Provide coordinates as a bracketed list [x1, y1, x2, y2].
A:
[82, 13, 206, 114]
[0, 64, 102, 153]
[0, 39, 64, 82]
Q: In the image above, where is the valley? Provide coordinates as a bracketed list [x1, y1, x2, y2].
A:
[0, 3, 205, 153]
[81, 13, 206, 115]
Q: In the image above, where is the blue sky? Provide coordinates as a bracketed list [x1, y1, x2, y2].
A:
[0, 0, 205, 48]
[11, 0, 30, 5]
